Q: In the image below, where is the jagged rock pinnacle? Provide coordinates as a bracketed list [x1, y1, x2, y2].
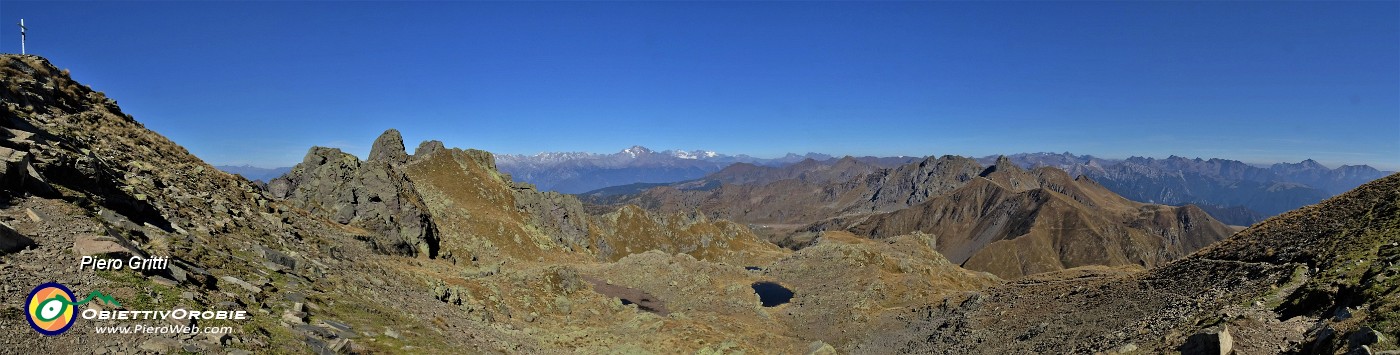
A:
[369, 129, 409, 165]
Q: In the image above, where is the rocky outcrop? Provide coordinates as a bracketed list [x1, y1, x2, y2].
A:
[269, 129, 438, 257]
[865, 155, 985, 212]
[412, 140, 446, 160]
[368, 129, 409, 165]
[510, 180, 592, 254]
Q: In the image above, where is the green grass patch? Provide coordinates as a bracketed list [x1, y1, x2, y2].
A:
[94, 269, 183, 310]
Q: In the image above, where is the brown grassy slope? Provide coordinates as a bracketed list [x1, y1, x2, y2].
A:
[403, 147, 584, 264]
[587, 205, 787, 265]
[626, 172, 877, 226]
[862, 172, 1400, 354]
[404, 143, 786, 266]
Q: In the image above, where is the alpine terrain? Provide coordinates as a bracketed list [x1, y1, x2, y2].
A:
[1, 55, 1396, 354]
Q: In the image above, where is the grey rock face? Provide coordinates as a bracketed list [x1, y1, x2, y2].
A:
[271, 130, 438, 257]
[510, 181, 591, 252]
[868, 155, 983, 212]
[412, 140, 446, 160]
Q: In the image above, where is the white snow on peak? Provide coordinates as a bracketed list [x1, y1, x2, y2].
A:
[623, 145, 653, 158]
[668, 149, 720, 160]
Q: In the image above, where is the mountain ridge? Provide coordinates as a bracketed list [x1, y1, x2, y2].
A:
[588, 153, 1236, 278]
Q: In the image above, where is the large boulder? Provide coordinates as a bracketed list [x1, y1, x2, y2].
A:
[0, 146, 32, 189]
[0, 145, 48, 195]
[1180, 327, 1234, 355]
[0, 221, 35, 254]
[73, 235, 135, 257]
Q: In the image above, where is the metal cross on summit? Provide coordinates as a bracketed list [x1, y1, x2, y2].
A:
[17, 19, 26, 54]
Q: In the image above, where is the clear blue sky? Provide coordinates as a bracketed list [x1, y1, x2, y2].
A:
[3, 1, 1397, 169]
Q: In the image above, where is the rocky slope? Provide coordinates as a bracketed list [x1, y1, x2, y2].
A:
[862, 172, 1400, 354]
[0, 54, 506, 353]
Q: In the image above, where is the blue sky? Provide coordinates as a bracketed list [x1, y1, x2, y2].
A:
[2, 1, 1397, 169]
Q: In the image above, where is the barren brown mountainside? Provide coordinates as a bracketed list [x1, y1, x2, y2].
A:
[826, 157, 1235, 278]
[592, 154, 985, 229]
[602, 154, 1234, 279]
[863, 172, 1400, 354]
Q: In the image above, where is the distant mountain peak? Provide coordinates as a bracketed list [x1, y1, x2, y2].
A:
[622, 145, 654, 157]
[1271, 158, 1331, 172]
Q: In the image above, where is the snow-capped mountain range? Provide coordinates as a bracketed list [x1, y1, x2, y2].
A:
[493, 146, 832, 193]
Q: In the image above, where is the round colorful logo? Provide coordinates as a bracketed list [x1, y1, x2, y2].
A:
[26, 282, 77, 336]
